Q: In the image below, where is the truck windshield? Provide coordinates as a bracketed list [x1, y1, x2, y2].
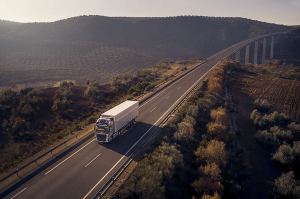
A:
[97, 119, 110, 126]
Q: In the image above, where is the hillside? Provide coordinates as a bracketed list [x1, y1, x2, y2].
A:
[0, 16, 287, 87]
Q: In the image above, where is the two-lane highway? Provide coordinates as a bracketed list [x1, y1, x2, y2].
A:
[3, 32, 284, 199]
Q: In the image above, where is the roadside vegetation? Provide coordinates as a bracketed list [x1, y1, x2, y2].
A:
[0, 60, 198, 174]
[250, 99, 300, 198]
[116, 61, 237, 199]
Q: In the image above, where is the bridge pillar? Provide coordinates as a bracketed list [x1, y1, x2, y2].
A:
[254, 40, 258, 64]
[270, 36, 274, 59]
[262, 37, 267, 64]
[235, 50, 240, 62]
[245, 45, 250, 64]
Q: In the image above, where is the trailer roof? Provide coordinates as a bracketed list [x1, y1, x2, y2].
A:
[102, 100, 138, 117]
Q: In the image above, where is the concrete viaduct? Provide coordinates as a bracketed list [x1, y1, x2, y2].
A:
[229, 35, 276, 64]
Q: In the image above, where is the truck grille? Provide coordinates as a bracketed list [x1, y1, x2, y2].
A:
[96, 134, 107, 142]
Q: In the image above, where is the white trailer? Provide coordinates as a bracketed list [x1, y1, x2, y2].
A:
[95, 100, 139, 143]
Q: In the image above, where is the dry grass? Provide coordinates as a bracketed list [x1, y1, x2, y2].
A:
[208, 64, 226, 94]
[210, 107, 228, 125]
[207, 122, 227, 137]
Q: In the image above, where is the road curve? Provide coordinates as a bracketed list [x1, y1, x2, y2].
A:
[3, 32, 284, 199]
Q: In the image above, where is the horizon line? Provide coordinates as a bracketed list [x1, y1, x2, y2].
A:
[0, 14, 294, 26]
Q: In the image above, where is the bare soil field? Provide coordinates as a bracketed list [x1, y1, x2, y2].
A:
[226, 61, 300, 198]
[236, 61, 300, 121]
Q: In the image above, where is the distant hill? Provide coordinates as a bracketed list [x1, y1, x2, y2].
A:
[274, 28, 300, 64]
[0, 15, 288, 87]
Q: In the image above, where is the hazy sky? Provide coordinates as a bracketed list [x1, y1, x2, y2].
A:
[0, 0, 299, 25]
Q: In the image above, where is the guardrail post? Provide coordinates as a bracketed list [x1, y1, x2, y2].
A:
[16, 167, 21, 179]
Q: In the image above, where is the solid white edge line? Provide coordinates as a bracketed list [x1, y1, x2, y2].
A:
[82, 60, 218, 199]
[44, 139, 95, 175]
[10, 187, 27, 199]
[139, 61, 204, 109]
[84, 153, 102, 168]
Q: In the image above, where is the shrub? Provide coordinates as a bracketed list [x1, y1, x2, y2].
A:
[256, 130, 278, 146]
[250, 109, 268, 128]
[253, 99, 271, 113]
[251, 109, 290, 129]
[195, 140, 227, 166]
[52, 82, 75, 118]
[207, 122, 226, 138]
[193, 176, 223, 196]
[118, 142, 183, 199]
[210, 107, 228, 125]
[207, 65, 225, 94]
[272, 144, 294, 165]
[267, 111, 289, 127]
[187, 105, 199, 118]
[270, 126, 293, 141]
[201, 193, 221, 199]
[273, 171, 300, 198]
[273, 141, 300, 168]
[200, 163, 222, 180]
[84, 81, 104, 101]
[256, 126, 292, 146]
[288, 122, 300, 140]
[175, 116, 196, 141]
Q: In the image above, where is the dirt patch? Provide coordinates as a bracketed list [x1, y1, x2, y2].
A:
[228, 63, 284, 198]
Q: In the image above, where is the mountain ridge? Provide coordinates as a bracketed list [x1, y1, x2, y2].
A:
[0, 15, 289, 87]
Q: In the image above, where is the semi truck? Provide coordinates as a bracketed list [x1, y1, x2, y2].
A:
[94, 100, 139, 143]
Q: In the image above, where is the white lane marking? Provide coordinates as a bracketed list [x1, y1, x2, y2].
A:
[165, 95, 170, 99]
[84, 153, 102, 168]
[10, 187, 27, 199]
[82, 65, 213, 199]
[140, 89, 166, 108]
[44, 139, 95, 175]
[139, 62, 204, 109]
[177, 86, 181, 90]
[149, 106, 157, 113]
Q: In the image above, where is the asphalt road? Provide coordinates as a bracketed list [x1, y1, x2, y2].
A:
[3, 32, 283, 199]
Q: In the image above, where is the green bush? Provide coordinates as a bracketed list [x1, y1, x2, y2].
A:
[267, 111, 289, 127]
[273, 171, 300, 198]
[253, 99, 271, 113]
[175, 116, 196, 141]
[272, 144, 294, 165]
[118, 142, 183, 199]
[273, 141, 300, 168]
[52, 82, 75, 118]
[250, 109, 269, 128]
[251, 109, 290, 129]
[256, 126, 292, 146]
[84, 81, 105, 101]
[288, 122, 300, 140]
[256, 130, 279, 146]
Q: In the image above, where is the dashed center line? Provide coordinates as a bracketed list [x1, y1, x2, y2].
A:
[44, 139, 94, 175]
[150, 106, 157, 113]
[84, 153, 102, 168]
[10, 187, 27, 199]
